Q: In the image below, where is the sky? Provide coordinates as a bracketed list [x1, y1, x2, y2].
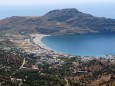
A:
[0, 0, 115, 5]
[0, 0, 115, 19]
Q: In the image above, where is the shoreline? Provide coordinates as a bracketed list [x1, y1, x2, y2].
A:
[32, 34, 110, 58]
[32, 34, 52, 50]
[32, 34, 67, 55]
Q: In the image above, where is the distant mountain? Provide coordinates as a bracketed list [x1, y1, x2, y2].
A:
[0, 8, 115, 35]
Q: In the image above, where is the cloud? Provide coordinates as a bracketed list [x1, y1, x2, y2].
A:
[0, 0, 115, 6]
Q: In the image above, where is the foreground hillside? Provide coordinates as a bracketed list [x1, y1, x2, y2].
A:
[0, 8, 115, 35]
[0, 48, 115, 86]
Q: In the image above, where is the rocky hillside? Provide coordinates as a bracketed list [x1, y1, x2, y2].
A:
[0, 8, 115, 35]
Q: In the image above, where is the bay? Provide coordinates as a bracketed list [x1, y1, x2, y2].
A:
[42, 33, 115, 57]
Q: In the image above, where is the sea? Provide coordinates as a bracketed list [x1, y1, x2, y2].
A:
[42, 33, 115, 57]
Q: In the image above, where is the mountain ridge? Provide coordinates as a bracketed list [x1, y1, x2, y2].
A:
[0, 8, 115, 35]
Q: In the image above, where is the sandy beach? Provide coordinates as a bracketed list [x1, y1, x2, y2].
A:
[32, 34, 52, 50]
[32, 34, 65, 55]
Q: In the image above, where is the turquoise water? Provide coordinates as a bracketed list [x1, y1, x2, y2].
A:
[42, 33, 115, 56]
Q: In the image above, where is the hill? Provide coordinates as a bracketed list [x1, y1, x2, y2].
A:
[0, 8, 115, 35]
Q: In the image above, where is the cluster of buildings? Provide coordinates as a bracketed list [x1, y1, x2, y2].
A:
[3, 33, 74, 69]
[6, 33, 69, 58]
